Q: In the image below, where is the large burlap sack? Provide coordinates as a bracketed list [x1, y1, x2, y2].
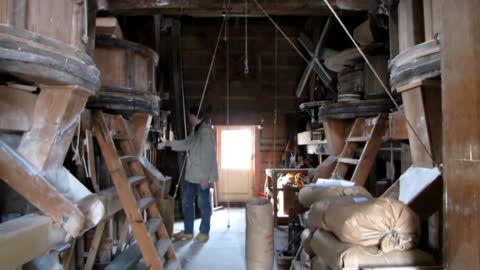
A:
[320, 198, 420, 252]
[246, 198, 274, 270]
[308, 196, 371, 230]
[301, 229, 314, 256]
[311, 256, 332, 270]
[310, 230, 435, 270]
[298, 184, 371, 207]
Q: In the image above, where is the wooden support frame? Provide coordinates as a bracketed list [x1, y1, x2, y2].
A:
[17, 85, 94, 171]
[84, 220, 108, 270]
[397, 80, 442, 168]
[0, 86, 37, 132]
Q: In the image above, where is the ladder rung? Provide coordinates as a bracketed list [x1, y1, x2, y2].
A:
[156, 239, 172, 258]
[120, 155, 138, 162]
[137, 197, 155, 210]
[338, 158, 360, 165]
[129, 175, 146, 186]
[147, 218, 163, 236]
[113, 134, 132, 140]
[165, 258, 181, 270]
[347, 136, 369, 142]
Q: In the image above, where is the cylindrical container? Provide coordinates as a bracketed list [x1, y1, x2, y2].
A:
[246, 198, 274, 270]
[0, 0, 100, 90]
[87, 34, 160, 116]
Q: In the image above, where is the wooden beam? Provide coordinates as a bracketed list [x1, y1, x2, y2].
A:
[130, 113, 153, 157]
[98, 0, 353, 16]
[17, 85, 94, 171]
[398, 80, 441, 167]
[443, 1, 480, 269]
[323, 119, 352, 156]
[0, 140, 86, 237]
[84, 220, 108, 270]
[0, 86, 37, 132]
[397, 0, 425, 53]
[0, 214, 66, 270]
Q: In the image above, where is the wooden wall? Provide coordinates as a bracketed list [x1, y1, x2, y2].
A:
[442, 1, 480, 269]
[180, 17, 309, 193]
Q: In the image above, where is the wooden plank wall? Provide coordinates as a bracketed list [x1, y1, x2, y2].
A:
[442, 1, 480, 269]
[180, 18, 309, 194]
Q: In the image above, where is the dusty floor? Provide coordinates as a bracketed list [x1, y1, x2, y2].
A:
[172, 207, 286, 270]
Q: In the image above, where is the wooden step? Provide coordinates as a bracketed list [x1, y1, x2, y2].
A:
[129, 175, 146, 186]
[165, 259, 181, 270]
[338, 158, 360, 165]
[137, 197, 155, 210]
[156, 239, 172, 258]
[347, 136, 369, 142]
[147, 218, 163, 236]
[120, 155, 138, 162]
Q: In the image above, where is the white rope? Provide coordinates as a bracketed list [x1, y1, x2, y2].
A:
[244, 0, 249, 74]
[321, 0, 436, 166]
[173, 18, 226, 199]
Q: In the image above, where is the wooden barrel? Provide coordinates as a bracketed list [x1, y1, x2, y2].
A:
[0, 0, 99, 90]
[337, 64, 364, 102]
[87, 35, 160, 115]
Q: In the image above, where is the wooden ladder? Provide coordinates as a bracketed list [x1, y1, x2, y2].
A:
[92, 111, 180, 270]
[331, 113, 388, 186]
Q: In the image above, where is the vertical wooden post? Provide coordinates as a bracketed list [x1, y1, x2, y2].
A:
[323, 119, 352, 156]
[443, 1, 480, 269]
[130, 113, 153, 157]
[17, 85, 94, 171]
[397, 0, 424, 53]
[397, 80, 442, 168]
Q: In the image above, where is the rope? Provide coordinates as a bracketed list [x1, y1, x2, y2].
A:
[244, 0, 249, 74]
[225, 10, 232, 228]
[173, 17, 226, 199]
[321, 0, 436, 166]
[251, 0, 309, 63]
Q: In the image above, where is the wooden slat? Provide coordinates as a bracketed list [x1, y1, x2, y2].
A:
[147, 218, 164, 236]
[337, 158, 359, 165]
[138, 197, 155, 210]
[84, 220, 108, 270]
[129, 175, 147, 186]
[346, 136, 369, 142]
[86, 129, 100, 193]
[120, 155, 139, 162]
[156, 239, 172, 258]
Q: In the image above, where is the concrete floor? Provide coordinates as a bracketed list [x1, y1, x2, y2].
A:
[172, 207, 286, 270]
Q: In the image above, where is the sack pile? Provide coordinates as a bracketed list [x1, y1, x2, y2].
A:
[297, 184, 434, 270]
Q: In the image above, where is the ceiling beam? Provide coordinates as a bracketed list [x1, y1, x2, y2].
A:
[98, 0, 359, 16]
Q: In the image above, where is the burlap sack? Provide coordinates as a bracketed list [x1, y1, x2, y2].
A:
[320, 198, 420, 252]
[308, 196, 371, 230]
[301, 229, 314, 256]
[298, 185, 371, 207]
[311, 256, 332, 270]
[310, 230, 435, 270]
[246, 198, 274, 270]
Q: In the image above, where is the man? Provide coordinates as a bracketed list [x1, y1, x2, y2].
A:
[157, 106, 218, 243]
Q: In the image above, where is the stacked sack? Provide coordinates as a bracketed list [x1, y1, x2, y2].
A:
[298, 181, 435, 270]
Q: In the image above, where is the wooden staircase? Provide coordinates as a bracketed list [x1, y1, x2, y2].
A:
[331, 113, 388, 186]
[93, 111, 181, 270]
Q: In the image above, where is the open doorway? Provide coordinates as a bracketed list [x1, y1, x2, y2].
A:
[215, 126, 256, 203]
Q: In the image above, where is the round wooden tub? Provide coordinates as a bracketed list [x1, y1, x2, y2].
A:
[0, 0, 100, 90]
[87, 35, 160, 116]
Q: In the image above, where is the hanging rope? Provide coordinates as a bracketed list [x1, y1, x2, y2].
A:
[173, 18, 226, 199]
[321, 0, 436, 166]
[225, 10, 232, 228]
[244, 0, 249, 74]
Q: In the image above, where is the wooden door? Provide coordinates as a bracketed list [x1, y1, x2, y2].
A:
[216, 126, 256, 203]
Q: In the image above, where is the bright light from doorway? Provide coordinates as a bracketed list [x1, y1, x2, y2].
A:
[221, 129, 253, 170]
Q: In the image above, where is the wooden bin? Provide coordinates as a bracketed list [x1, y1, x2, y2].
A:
[0, 0, 99, 90]
[87, 35, 160, 115]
